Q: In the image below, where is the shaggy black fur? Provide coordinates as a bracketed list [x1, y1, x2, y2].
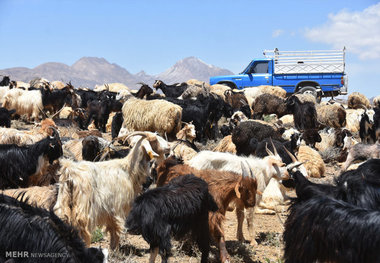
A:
[301, 129, 321, 148]
[290, 159, 380, 209]
[0, 76, 10, 87]
[0, 194, 106, 263]
[0, 107, 16, 128]
[164, 94, 230, 143]
[255, 134, 300, 164]
[126, 174, 218, 263]
[0, 135, 63, 189]
[231, 120, 283, 156]
[42, 84, 74, 114]
[286, 95, 318, 130]
[111, 112, 123, 139]
[284, 194, 380, 263]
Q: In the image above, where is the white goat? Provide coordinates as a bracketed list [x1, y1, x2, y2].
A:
[54, 132, 170, 250]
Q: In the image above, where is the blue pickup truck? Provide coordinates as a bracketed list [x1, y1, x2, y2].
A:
[210, 48, 348, 100]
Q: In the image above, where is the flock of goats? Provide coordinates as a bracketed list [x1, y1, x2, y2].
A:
[0, 74, 379, 263]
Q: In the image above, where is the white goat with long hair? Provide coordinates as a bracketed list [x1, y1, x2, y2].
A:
[54, 131, 170, 250]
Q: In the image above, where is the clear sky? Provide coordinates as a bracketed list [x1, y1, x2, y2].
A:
[1, 0, 379, 97]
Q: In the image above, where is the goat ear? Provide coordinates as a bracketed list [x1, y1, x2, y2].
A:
[234, 177, 242, 199]
[147, 150, 159, 160]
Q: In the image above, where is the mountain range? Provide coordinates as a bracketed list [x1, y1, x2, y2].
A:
[0, 57, 234, 90]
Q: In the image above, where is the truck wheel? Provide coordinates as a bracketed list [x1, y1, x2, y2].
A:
[299, 86, 321, 103]
[220, 82, 236, 90]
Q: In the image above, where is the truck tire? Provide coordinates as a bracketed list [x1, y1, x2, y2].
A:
[220, 82, 236, 90]
[299, 86, 321, 103]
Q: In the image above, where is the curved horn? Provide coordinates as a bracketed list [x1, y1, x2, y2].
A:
[122, 131, 149, 144]
[37, 105, 48, 120]
[50, 104, 67, 119]
[98, 147, 111, 162]
[265, 142, 274, 156]
[270, 138, 278, 156]
[283, 146, 298, 163]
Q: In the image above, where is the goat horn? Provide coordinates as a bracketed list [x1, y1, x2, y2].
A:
[243, 160, 254, 179]
[265, 142, 274, 156]
[50, 104, 67, 119]
[122, 131, 149, 144]
[37, 105, 48, 120]
[270, 138, 278, 156]
[283, 146, 298, 163]
[98, 147, 111, 162]
[286, 162, 305, 171]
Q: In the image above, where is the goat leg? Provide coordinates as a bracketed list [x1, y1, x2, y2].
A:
[246, 207, 258, 246]
[235, 200, 246, 241]
[149, 247, 159, 263]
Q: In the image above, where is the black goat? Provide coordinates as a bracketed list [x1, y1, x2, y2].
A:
[126, 174, 218, 263]
[0, 107, 16, 128]
[135, 83, 153, 99]
[42, 82, 75, 115]
[75, 88, 99, 108]
[300, 129, 321, 148]
[111, 112, 123, 139]
[153, 80, 188, 98]
[232, 120, 283, 156]
[286, 95, 318, 130]
[165, 94, 230, 143]
[0, 76, 10, 87]
[290, 159, 380, 209]
[0, 131, 63, 189]
[86, 98, 122, 133]
[0, 194, 107, 263]
[255, 134, 301, 164]
[284, 194, 380, 263]
[82, 135, 130, 161]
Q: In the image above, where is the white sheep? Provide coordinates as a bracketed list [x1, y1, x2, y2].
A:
[121, 98, 182, 140]
[3, 88, 43, 121]
[297, 145, 325, 178]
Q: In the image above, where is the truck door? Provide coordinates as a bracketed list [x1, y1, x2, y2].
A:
[243, 61, 271, 87]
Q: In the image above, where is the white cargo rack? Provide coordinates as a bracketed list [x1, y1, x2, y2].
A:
[263, 48, 345, 74]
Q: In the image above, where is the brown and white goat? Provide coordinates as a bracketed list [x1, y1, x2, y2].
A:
[188, 144, 289, 246]
[54, 132, 170, 250]
[156, 156, 257, 263]
[170, 122, 198, 163]
[0, 118, 57, 145]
